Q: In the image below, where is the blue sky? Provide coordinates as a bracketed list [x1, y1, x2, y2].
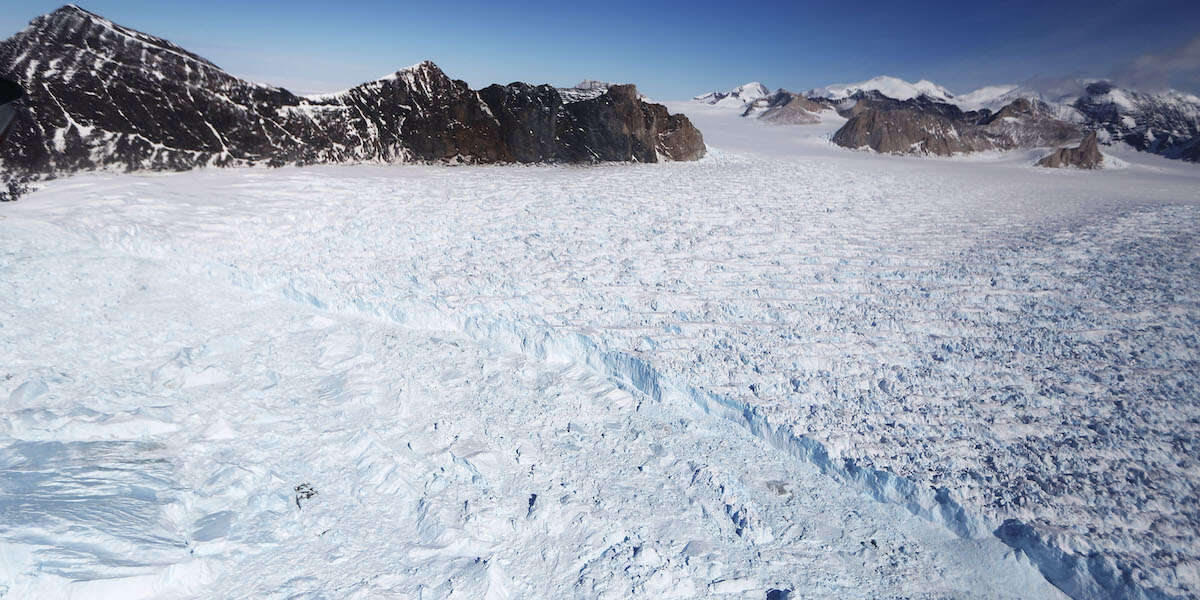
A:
[3, 1, 1199, 98]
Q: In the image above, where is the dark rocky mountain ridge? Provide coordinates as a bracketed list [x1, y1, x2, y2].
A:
[0, 5, 704, 195]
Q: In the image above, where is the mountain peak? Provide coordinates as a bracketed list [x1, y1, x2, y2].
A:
[48, 4, 101, 20]
[51, 4, 94, 17]
[736, 81, 769, 94]
[409, 60, 441, 72]
[952, 84, 1020, 110]
[363, 60, 449, 91]
[24, 3, 221, 70]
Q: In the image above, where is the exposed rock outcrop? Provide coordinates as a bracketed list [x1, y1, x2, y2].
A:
[831, 92, 1081, 156]
[0, 5, 704, 186]
[1036, 131, 1104, 169]
[831, 92, 994, 154]
[562, 84, 706, 162]
[478, 82, 704, 162]
[833, 109, 988, 155]
[648, 100, 707, 162]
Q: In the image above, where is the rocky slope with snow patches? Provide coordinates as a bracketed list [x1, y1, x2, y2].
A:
[944, 81, 1200, 162]
[1073, 82, 1200, 162]
[0, 5, 704, 185]
[939, 80, 1200, 161]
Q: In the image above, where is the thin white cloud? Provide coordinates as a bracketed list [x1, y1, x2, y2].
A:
[1113, 34, 1200, 92]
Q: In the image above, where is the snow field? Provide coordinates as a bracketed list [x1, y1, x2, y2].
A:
[2, 107, 1198, 598]
[0, 209, 1061, 598]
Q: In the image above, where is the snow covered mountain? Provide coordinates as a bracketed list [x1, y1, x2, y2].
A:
[693, 82, 770, 109]
[0, 5, 704, 190]
[809, 75, 955, 103]
[939, 80, 1200, 161]
[947, 81, 1200, 160]
[951, 84, 1021, 111]
[1074, 81, 1200, 161]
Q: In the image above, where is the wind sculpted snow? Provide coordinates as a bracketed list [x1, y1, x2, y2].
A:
[1, 107, 1198, 599]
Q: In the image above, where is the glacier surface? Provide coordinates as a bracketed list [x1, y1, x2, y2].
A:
[1, 105, 1198, 599]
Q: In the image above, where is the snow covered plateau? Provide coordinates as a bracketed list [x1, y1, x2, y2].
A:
[1, 104, 1198, 599]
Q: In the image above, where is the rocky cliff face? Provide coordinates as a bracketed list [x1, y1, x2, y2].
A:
[0, 5, 704, 184]
[476, 82, 704, 163]
[1037, 131, 1104, 169]
[556, 80, 646, 103]
[832, 92, 1081, 156]
[559, 84, 706, 162]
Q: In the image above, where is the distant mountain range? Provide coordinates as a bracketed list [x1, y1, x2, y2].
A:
[808, 75, 956, 103]
[1, 2, 1194, 199]
[696, 75, 1200, 164]
[0, 5, 705, 196]
[693, 82, 771, 109]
